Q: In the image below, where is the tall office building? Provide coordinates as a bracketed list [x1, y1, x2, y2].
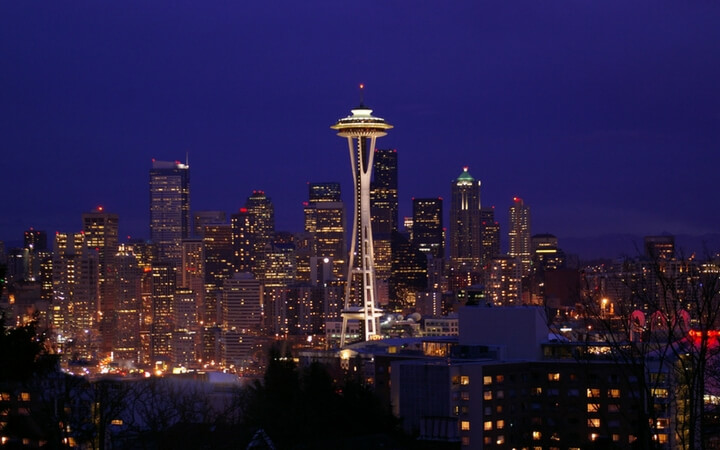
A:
[390, 230, 428, 311]
[486, 256, 522, 305]
[508, 197, 531, 276]
[53, 232, 99, 360]
[203, 224, 234, 286]
[203, 224, 234, 326]
[449, 167, 482, 269]
[23, 229, 47, 282]
[150, 262, 175, 363]
[303, 182, 346, 280]
[371, 149, 398, 300]
[371, 149, 399, 234]
[82, 206, 119, 353]
[114, 244, 142, 363]
[331, 92, 392, 346]
[181, 239, 205, 323]
[172, 288, 198, 367]
[149, 159, 190, 269]
[220, 273, 263, 367]
[412, 198, 444, 258]
[231, 208, 253, 273]
[480, 207, 500, 266]
[245, 190, 275, 276]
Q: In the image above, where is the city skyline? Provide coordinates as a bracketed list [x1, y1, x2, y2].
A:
[2, 2, 720, 255]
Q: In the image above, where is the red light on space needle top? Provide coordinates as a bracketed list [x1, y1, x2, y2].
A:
[239, 208, 248, 213]
[97, 205, 104, 212]
[513, 197, 521, 202]
[359, 83, 364, 89]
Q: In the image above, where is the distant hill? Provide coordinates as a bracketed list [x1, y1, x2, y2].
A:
[562, 233, 720, 262]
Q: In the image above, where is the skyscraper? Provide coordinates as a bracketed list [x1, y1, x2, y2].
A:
[508, 197, 531, 276]
[245, 190, 275, 276]
[114, 244, 142, 363]
[231, 208, 253, 273]
[220, 272, 263, 368]
[449, 167, 482, 269]
[149, 160, 190, 269]
[412, 198, 444, 258]
[82, 206, 119, 353]
[480, 206, 500, 266]
[304, 182, 346, 280]
[331, 91, 392, 346]
[371, 149, 398, 301]
[53, 231, 99, 360]
[371, 149, 399, 235]
[150, 262, 175, 363]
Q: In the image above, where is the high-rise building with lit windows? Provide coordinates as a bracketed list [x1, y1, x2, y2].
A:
[231, 208, 253, 273]
[181, 239, 205, 323]
[412, 198, 444, 258]
[82, 206, 119, 353]
[53, 231, 100, 360]
[508, 197, 531, 276]
[304, 182, 346, 280]
[480, 207, 500, 266]
[371, 149, 399, 235]
[220, 272, 263, 367]
[371, 149, 398, 304]
[114, 244, 142, 363]
[449, 167, 482, 269]
[149, 160, 190, 269]
[150, 262, 175, 363]
[245, 190, 275, 277]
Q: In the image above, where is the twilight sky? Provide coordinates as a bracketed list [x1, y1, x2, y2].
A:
[1, 1, 719, 254]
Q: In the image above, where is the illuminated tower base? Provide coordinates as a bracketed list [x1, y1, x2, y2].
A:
[332, 93, 392, 347]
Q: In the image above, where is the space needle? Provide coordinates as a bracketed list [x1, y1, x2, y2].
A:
[331, 85, 393, 347]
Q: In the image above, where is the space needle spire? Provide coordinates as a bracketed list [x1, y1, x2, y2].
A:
[331, 85, 393, 347]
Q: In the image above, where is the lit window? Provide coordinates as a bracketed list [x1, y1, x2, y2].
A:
[587, 403, 600, 413]
[588, 418, 601, 428]
[496, 374, 504, 383]
[20, 393, 30, 401]
[460, 376, 470, 385]
[652, 388, 668, 398]
[548, 372, 560, 381]
[657, 434, 668, 444]
[496, 420, 505, 430]
[656, 418, 669, 429]
[533, 431, 542, 440]
[612, 434, 620, 442]
[111, 419, 123, 426]
[484, 391, 492, 400]
[483, 375, 492, 385]
[531, 387, 542, 396]
[461, 421, 471, 431]
[496, 435, 505, 445]
[484, 421, 493, 431]
[590, 433, 599, 441]
[484, 437, 492, 445]
[608, 389, 621, 398]
[587, 388, 601, 398]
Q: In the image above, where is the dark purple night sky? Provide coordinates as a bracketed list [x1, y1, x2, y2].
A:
[2, 2, 719, 256]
